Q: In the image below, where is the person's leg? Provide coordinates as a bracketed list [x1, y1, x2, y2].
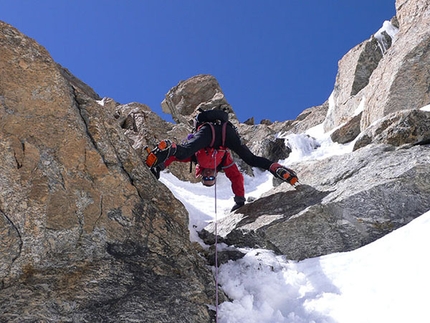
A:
[224, 124, 272, 170]
[223, 124, 298, 184]
[174, 125, 213, 160]
[147, 125, 213, 168]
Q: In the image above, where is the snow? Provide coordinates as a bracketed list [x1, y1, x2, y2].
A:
[375, 20, 399, 41]
[374, 20, 399, 53]
[421, 104, 430, 112]
[159, 126, 430, 323]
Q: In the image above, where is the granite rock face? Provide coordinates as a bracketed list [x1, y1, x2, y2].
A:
[0, 21, 215, 322]
[323, 0, 430, 136]
[324, 35, 385, 133]
[328, 0, 430, 138]
[161, 74, 236, 126]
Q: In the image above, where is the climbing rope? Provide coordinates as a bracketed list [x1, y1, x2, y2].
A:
[213, 150, 219, 323]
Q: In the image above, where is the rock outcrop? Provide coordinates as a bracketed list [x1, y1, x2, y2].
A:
[325, 0, 430, 140]
[161, 74, 237, 126]
[0, 21, 215, 322]
[354, 108, 430, 150]
[324, 35, 385, 133]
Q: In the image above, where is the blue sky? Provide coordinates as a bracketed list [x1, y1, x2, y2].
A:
[1, 1, 396, 123]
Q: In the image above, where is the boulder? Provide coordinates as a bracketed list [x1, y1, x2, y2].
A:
[161, 74, 236, 125]
[330, 112, 362, 144]
[354, 109, 430, 150]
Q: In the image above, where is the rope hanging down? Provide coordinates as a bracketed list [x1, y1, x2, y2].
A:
[213, 150, 219, 323]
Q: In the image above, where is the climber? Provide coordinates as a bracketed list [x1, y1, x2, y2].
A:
[145, 108, 298, 210]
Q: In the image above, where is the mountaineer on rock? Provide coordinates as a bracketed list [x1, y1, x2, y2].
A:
[145, 108, 298, 211]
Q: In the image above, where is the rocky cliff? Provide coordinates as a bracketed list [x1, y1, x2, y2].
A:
[1, 0, 430, 322]
[0, 21, 215, 322]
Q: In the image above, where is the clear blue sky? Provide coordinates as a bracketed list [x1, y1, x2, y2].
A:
[1, 1, 396, 123]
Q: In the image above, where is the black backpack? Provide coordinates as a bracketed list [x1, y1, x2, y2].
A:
[194, 108, 229, 130]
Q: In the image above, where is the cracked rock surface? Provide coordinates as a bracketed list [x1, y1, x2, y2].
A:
[0, 21, 215, 322]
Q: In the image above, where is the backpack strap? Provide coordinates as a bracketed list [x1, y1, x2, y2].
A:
[221, 122, 227, 146]
[198, 121, 227, 148]
[208, 123, 216, 148]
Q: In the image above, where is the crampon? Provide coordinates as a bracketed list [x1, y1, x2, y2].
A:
[275, 167, 299, 186]
[144, 139, 175, 168]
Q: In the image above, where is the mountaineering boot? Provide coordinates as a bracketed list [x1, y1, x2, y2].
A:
[231, 196, 246, 212]
[269, 163, 298, 185]
[145, 140, 177, 168]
